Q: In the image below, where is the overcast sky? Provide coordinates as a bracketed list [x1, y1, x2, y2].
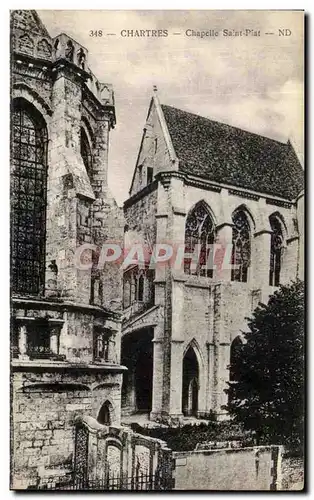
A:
[38, 10, 304, 206]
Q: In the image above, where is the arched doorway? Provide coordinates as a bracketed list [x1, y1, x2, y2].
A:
[97, 400, 113, 425]
[182, 346, 199, 416]
[229, 336, 243, 382]
[228, 336, 243, 405]
[121, 328, 153, 415]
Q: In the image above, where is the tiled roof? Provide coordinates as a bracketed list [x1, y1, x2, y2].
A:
[161, 104, 304, 200]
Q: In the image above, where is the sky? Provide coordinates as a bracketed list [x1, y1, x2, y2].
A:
[38, 10, 304, 206]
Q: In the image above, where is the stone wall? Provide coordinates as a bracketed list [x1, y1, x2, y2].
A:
[172, 445, 283, 490]
[125, 188, 158, 249]
[10, 10, 125, 491]
[11, 370, 123, 489]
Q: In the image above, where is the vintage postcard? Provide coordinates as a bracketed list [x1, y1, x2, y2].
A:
[10, 9, 304, 491]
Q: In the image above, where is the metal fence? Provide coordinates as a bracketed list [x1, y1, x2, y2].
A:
[35, 472, 168, 491]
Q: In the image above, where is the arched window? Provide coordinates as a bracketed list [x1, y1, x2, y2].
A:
[97, 400, 112, 425]
[182, 345, 199, 416]
[231, 210, 251, 283]
[80, 127, 92, 179]
[229, 336, 243, 382]
[184, 202, 215, 278]
[11, 99, 48, 295]
[269, 215, 284, 286]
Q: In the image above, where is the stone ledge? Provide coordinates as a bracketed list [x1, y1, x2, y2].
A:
[11, 295, 121, 320]
[11, 359, 127, 373]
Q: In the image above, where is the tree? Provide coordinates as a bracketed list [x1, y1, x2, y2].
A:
[226, 280, 304, 452]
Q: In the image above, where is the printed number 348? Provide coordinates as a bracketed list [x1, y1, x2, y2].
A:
[90, 30, 103, 37]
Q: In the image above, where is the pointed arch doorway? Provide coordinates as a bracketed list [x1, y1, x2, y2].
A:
[182, 345, 199, 416]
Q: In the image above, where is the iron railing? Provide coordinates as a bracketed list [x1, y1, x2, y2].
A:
[35, 473, 168, 491]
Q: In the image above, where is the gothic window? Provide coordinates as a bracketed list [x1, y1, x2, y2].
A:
[80, 127, 92, 179]
[11, 99, 48, 295]
[231, 210, 251, 283]
[123, 268, 148, 308]
[184, 202, 215, 278]
[269, 215, 284, 286]
[97, 400, 112, 425]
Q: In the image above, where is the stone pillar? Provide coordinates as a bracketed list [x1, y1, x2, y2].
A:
[126, 366, 136, 413]
[253, 230, 272, 287]
[206, 342, 215, 413]
[150, 177, 170, 421]
[92, 115, 109, 194]
[296, 192, 304, 280]
[282, 237, 298, 284]
[46, 61, 95, 303]
[211, 284, 230, 418]
[168, 341, 184, 420]
[150, 339, 164, 420]
[18, 325, 28, 359]
[90, 115, 124, 310]
[49, 327, 59, 355]
[216, 343, 230, 417]
[214, 223, 233, 282]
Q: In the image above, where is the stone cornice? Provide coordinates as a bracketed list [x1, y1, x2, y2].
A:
[124, 180, 158, 209]
[228, 188, 260, 201]
[11, 359, 127, 373]
[12, 50, 52, 69]
[215, 222, 233, 231]
[265, 198, 293, 209]
[51, 57, 91, 83]
[254, 229, 272, 238]
[11, 296, 121, 320]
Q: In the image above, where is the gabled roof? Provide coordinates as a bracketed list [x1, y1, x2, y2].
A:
[161, 104, 304, 200]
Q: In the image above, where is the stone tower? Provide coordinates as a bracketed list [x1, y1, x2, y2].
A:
[10, 10, 124, 488]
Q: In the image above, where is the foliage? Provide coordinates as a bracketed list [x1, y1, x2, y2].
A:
[131, 421, 253, 452]
[225, 280, 304, 453]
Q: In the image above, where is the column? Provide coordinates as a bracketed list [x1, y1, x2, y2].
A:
[18, 325, 28, 359]
[47, 60, 94, 302]
[168, 341, 184, 420]
[50, 327, 60, 356]
[206, 341, 215, 414]
[150, 339, 164, 420]
[253, 230, 272, 287]
[214, 223, 233, 282]
[216, 343, 230, 419]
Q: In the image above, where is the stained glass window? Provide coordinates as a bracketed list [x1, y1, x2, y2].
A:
[11, 100, 48, 295]
[231, 210, 251, 283]
[269, 215, 283, 286]
[184, 202, 215, 278]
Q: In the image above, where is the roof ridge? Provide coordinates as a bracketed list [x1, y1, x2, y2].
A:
[160, 103, 289, 147]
